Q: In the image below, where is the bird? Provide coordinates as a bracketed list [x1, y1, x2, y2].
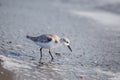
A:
[26, 34, 72, 63]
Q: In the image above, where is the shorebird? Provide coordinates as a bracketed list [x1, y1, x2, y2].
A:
[26, 34, 72, 63]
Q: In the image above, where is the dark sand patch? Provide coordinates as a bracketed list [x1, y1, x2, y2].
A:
[0, 59, 14, 80]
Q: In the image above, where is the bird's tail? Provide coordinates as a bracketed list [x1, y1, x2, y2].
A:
[26, 35, 37, 41]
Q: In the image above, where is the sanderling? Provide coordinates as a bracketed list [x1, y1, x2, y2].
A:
[26, 34, 72, 63]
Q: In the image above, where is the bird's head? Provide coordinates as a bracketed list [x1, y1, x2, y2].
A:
[60, 37, 72, 52]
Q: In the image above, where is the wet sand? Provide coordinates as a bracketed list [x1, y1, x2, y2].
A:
[0, 59, 13, 80]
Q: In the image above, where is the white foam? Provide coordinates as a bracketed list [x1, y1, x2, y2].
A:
[0, 55, 32, 71]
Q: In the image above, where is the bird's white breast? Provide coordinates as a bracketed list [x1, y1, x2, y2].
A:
[36, 40, 59, 49]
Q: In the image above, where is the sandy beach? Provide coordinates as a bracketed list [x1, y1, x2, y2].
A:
[0, 0, 120, 80]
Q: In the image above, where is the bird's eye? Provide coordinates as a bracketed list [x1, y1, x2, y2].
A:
[66, 41, 69, 43]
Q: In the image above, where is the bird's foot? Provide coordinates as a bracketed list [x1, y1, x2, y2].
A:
[48, 58, 54, 64]
[51, 57, 54, 62]
[38, 60, 44, 64]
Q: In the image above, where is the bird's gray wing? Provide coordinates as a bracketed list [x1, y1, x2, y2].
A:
[37, 35, 52, 43]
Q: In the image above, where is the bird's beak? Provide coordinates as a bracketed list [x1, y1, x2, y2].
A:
[67, 45, 72, 52]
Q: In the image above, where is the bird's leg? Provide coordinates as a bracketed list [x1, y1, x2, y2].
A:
[39, 48, 43, 63]
[49, 49, 54, 61]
